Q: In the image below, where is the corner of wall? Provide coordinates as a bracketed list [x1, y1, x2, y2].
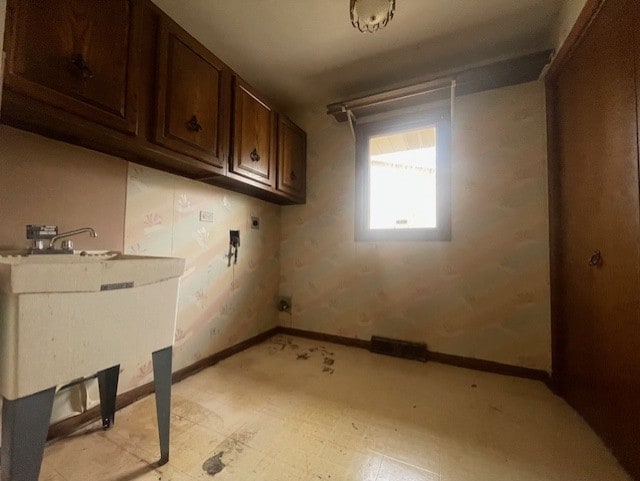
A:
[122, 163, 282, 389]
[279, 83, 552, 372]
[553, 0, 589, 52]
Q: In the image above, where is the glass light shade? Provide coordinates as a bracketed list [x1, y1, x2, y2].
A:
[350, 0, 396, 33]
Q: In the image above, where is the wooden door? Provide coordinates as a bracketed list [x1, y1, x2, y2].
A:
[3, 0, 140, 134]
[154, 17, 231, 171]
[277, 115, 306, 201]
[230, 78, 276, 188]
[636, 0, 640, 165]
[551, 0, 640, 476]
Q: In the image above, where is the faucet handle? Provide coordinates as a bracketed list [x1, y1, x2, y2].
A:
[61, 240, 74, 252]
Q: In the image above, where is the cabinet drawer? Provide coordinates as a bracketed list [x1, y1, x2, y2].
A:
[3, 0, 140, 135]
[154, 17, 231, 171]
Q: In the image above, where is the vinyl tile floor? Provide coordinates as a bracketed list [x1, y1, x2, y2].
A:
[39, 335, 631, 480]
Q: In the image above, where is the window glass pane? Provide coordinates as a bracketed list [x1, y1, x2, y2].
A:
[368, 125, 437, 230]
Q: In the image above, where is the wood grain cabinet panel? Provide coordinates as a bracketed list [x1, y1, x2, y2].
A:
[3, 0, 141, 134]
[229, 78, 276, 188]
[2, 0, 307, 205]
[277, 116, 306, 202]
[636, 0, 640, 154]
[154, 17, 231, 171]
[548, 0, 640, 476]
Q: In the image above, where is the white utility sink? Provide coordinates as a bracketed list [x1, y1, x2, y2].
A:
[0, 250, 185, 400]
[0, 249, 185, 480]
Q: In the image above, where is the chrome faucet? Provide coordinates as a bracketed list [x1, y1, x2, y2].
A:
[49, 227, 98, 251]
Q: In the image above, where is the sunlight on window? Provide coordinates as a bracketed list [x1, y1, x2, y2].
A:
[369, 126, 437, 230]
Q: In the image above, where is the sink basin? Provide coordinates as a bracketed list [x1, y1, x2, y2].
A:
[0, 250, 184, 294]
[0, 251, 185, 400]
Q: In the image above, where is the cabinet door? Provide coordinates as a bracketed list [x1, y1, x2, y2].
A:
[277, 116, 306, 201]
[154, 17, 231, 171]
[230, 78, 276, 188]
[3, 0, 140, 134]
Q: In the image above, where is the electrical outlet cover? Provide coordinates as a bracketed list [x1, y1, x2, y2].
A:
[200, 211, 214, 222]
[278, 296, 292, 313]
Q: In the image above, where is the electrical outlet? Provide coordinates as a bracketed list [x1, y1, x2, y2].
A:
[251, 216, 260, 229]
[278, 296, 292, 314]
[199, 211, 214, 222]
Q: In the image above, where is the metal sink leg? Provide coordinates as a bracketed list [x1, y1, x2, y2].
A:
[97, 365, 120, 429]
[152, 346, 172, 465]
[1, 387, 56, 481]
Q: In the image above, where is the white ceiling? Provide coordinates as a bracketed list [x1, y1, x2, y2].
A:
[151, 0, 560, 112]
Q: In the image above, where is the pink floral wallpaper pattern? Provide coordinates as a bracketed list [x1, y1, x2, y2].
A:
[122, 164, 281, 390]
[119, 81, 551, 394]
[280, 81, 551, 371]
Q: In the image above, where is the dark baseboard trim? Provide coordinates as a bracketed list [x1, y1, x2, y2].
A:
[277, 326, 371, 349]
[47, 381, 154, 440]
[47, 326, 280, 440]
[278, 327, 550, 384]
[427, 351, 550, 384]
[171, 326, 279, 383]
[48, 325, 550, 440]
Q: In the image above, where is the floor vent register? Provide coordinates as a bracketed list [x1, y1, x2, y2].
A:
[370, 336, 428, 362]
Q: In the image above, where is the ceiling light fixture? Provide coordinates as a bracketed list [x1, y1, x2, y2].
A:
[350, 0, 396, 33]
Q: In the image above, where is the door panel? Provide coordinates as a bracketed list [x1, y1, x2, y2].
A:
[277, 115, 306, 201]
[154, 18, 231, 170]
[636, 0, 640, 167]
[553, 0, 640, 475]
[4, 0, 139, 134]
[165, 37, 220, 154]
[230, 78, 276, 187]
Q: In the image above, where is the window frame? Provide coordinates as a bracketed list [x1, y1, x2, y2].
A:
[355, 107, 452, 242]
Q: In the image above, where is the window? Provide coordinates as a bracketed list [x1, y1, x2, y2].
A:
[355, 108, 451, 241]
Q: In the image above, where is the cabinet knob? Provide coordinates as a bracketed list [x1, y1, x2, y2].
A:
[187, 115, 203, 132]
[70, 54, 93, 79]
[290, 170, 297, 181]
[250, 148, 261, 162]
[588, 250, 603, 267]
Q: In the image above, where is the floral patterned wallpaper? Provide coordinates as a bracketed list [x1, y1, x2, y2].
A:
[121, 164, 281, 390]
[115, 80, 550, 395]
[280, 81, 551, 371]
[0, 80, 552, 423]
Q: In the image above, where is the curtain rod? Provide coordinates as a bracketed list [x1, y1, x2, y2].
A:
[326, 50, 553, 122]
[328, 77, 455, 119]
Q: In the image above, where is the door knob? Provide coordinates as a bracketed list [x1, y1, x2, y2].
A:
[588, 250, 603, 267]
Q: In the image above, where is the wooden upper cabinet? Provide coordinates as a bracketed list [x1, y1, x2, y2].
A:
[230, 78, 276, 188]
[154, 17, 231, 171]
[3, 0, 140, 134]
[2, 0, 307, 204]
[277, 116, 307, 202]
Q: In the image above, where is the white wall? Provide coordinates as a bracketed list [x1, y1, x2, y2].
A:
[281, 81, 551, 372]
[554, 0, 588, 51]
[123, 164, 281, 391]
